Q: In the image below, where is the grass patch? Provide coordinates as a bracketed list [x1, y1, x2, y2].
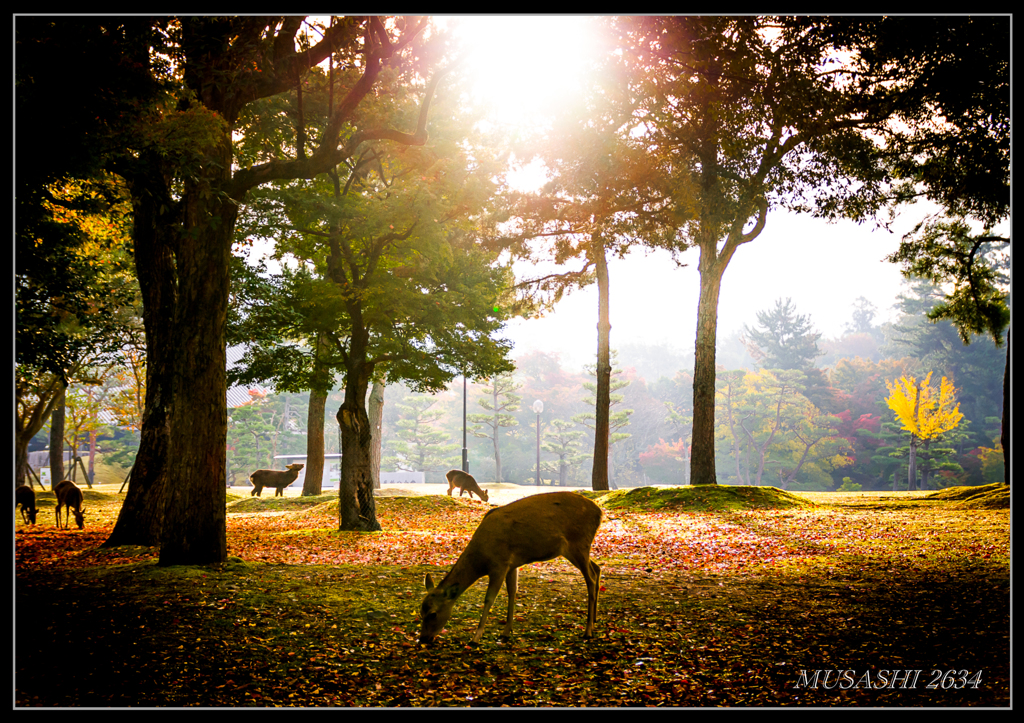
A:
[592, 484, 817, 512]
[926, 482, 1009, 509]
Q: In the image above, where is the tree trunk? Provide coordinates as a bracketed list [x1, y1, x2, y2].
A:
[158, 179, 236, 565]
[303, 386, 327, 496]
[49, 382, 66, 484]
[369, 380, 385, 490]
[104, 165, 176, 548]
[690, 242, 725, 486]
[591, 238, 611, 492]
[337, 332, 381, 532]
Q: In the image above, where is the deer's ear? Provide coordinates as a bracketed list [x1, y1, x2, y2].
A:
[444, 585, 461, 600]
[425, 574, 435, 591]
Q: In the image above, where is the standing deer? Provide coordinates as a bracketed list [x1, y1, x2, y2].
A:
[445, 469, 489, 502]
[54, 479, 85, 530]
[16, 485, 38, 524]
[249, 463, 304, 497]
[419, 491, 602, 644]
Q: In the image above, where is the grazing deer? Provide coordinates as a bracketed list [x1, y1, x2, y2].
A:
[53, 479, 85, 530]
[419, 491, 602, 644]
[249, 463, 304, 497]
[445, 469, 489, 502]
[16, 485, 38, 524]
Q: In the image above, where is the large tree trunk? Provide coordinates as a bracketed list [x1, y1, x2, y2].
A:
[158, 171, 237, 565]
[591, 238, 612, 492]
[338, 391, 382, 531]
[690, 240, 725, 486]
[337, 330, 381, 532]
[104, 179, 176, 548]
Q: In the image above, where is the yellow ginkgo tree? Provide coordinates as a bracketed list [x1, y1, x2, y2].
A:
[885, 372, 964, 491]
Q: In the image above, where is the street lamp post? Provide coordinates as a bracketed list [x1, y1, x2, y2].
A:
[532, 399, 544, 487]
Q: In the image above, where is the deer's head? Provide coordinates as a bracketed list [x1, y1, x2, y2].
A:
[418, 573, 460, 644]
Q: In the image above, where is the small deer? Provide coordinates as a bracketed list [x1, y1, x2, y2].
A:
[419, 491, 602, 645]
[445, 469, 489, 502]
[53, 479, 85, 530]
[16, 485, 38, 524]
[249, 463, 305, 497]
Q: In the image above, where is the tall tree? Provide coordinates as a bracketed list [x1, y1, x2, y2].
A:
[27, 16, 473, 554]
[230, 57, 515, 528]
[609, 16, 1001, 486]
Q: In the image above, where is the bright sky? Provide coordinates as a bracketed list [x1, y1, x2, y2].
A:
[445, 15, 926, 371]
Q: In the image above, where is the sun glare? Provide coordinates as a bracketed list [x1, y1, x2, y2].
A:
[445, 15, 602, 126]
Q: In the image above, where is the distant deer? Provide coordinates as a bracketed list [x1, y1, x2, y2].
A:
[54, 479, 85, 530]
[419, 491, 602, 644]
[249, 463, 305, 497]
[16, 485, 38, 524]
[445, 469, 489, 502]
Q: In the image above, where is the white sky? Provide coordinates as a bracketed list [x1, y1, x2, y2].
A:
[444, 16, 939, 369]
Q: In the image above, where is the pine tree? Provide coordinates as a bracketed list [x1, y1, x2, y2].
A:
[574, 351, 632, 487]
[467, 374, 521, 484]
[541, 419, 589, 487]
[743, 297, 824, 371]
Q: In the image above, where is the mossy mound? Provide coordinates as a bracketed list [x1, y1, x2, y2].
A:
[582, 484, 817, 512]
[227, 493, 336, 514]
[926, 482, 1009, 509]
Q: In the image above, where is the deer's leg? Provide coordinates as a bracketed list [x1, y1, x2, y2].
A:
[472, 567, 508, 643]
[585, 560, 601, 637]
[501, 567, 518, 639]
[568, 552, 601, 638]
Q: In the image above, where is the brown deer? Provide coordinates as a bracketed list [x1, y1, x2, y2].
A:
[249, 463, 304, 497]
[53, 479, 85, 530]
[445, 469, 489, 502]
[16, 485, 38, 524]
[419, 491, 602, 644]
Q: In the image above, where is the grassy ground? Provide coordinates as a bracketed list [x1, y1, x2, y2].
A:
[14, 481, 1010, 708]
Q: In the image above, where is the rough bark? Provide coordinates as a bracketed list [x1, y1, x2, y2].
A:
[689, 196, 768, 486]
[336, 326, 381, 532]
[158, 179, 236, 566]
[689, 239, 725, 486]
[104, 176, 176, 547]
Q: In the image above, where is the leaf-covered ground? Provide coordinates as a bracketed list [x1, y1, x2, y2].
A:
[15, 483, 1010, 708]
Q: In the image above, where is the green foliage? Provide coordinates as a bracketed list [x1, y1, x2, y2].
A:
[743, 297, 823, 371]
[886, 219, 1009, 346]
